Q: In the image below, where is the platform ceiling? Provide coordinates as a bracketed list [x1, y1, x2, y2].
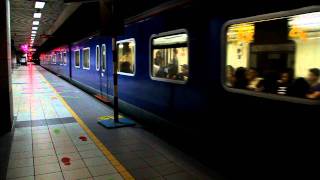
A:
[10, 0, 319, 53]
[10, 0, 69, 50]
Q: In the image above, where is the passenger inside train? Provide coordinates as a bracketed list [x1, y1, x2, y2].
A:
[276, 71, 293, 95]
[306, 68, 320, 99]
[151, 33, 189, 82]
[225, 12, 320, 100]
[118, 40, 135, 74]
[227, 66, 320, 99]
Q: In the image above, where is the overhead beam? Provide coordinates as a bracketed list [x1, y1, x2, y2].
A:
[38, 2, 82, 46]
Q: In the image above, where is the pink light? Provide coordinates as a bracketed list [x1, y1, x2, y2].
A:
[20, 44, 29, 53]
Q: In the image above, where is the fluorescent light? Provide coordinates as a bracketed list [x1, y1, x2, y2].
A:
[35, 1, 45, 9]
[31, 34, 36, 37]
[32, 27, 38, 30]
[33, 21, 39, 25]
[32, 31, 37, 34]
[33, 13, 42, 18]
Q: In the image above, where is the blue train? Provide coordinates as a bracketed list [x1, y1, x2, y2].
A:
[40, 1, 320, 178]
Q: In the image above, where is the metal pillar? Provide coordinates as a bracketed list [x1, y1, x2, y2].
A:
[112, 36, 119, 123]
[97, 0, 135, 128]
[0, 0, 13, 135]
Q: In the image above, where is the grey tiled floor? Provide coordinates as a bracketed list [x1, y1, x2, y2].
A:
[4, 64, 219, 180]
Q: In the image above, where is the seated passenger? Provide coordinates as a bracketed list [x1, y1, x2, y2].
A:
[287, 77, 310, 98]
[167, 63, 179, 79]
[153, 50, 163, 76]
[246, 68, 263, 91]
[167, 49, 179, 79]
[234, 67, 248, 89]
[226, 65, 235, 87]
[120, 61, 133, 73]
[306, 68, 320, 99]
[176, 64, 189, 81]
[277, 71, 292, 95]
[156, 66, 167, 78]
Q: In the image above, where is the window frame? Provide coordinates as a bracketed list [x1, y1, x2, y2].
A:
[96, 45, 100, 71]
[149, 29, 189, 85]
[116, 38, 136, 76]
[63, 52, 67, 66]
[74, 49, 80, 69]
[101, 44, 106, 72]
[59, 52, 63, 66]
[52, 54, 56, 64]
[82, 47, 90, 70]
[221, 6, 320, 105]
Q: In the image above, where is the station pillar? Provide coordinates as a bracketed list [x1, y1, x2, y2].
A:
[0, 0, 13, 135]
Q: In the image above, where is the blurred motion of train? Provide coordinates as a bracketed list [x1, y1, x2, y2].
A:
[39, 1, 320, 179]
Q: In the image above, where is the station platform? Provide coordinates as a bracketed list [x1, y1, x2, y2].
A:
[1, 64, 217, 180]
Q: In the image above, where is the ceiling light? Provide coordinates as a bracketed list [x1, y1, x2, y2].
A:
[35, 1, 45, 9]
[33, 13, 42, 18]
[31, 34, 36, 37]
[32, 31, 37, 34]
[33, 21, 39, 25]
[32, 27, 38, 30]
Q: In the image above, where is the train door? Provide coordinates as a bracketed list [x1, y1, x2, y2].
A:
[95, 44, 109, 102]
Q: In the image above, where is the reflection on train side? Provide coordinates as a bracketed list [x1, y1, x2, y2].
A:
[225, 12, 320, 100]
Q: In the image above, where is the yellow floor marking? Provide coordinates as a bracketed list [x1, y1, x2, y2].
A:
[98, 115, 123, 121]
[39, 73, 135, 180]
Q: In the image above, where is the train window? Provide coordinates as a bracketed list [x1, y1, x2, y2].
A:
[101, 44, 106, 72]
[48, 55, 51, 64]
[52, 54, 56, 64]
[150, 30, 189, 83]
[96, 45, 100, 71]
[117, 39, 135, 76]
[224, 11, 320, 101]
[56, 53, 60, 65]
[75, 50, 80, 68]
[83, 48, 90, 70]
[63, 52, 67, 65]
[58, 53, 63, 65]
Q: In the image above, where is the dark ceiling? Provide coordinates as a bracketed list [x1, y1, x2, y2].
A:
[37, 0, 320, 53]
[38, 0, 176, 52]
[10, 0, 67, 50]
